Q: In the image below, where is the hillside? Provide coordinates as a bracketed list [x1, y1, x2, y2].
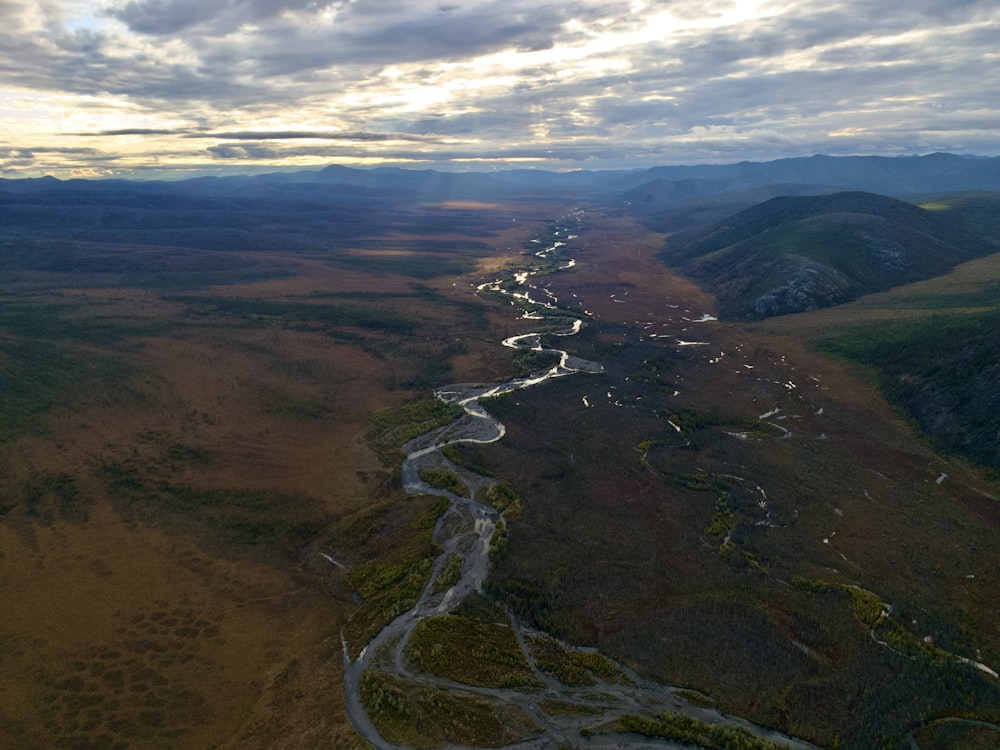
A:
[617, 153, 1000, 233]
[756, 228, 1000, 473]
[822, 310, 1000, 470]
[633, 152, 1000, 195]
[661, 191, 998, 319]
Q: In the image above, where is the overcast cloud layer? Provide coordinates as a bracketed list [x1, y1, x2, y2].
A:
[1, 0, 998, 177]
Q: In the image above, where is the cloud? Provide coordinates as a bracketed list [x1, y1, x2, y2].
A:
[0, 147, 37, 169]
[0, 143, 108, 173]
[192, 130, 435, 142]
[207, 144, 277, 160]
[108, 0, 343, 35]
[0, 0, 997, 175]
[70, 128, 189, 136]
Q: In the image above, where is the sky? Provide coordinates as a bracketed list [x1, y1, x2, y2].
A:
[1, 0, 998, 178]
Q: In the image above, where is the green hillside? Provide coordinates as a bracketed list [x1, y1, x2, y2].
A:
[821, 309, 1000, 471]
[758, 237, 1000, 473]
[662, 191, 998, 320]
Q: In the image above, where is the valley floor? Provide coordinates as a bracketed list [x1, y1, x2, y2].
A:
[2, 202, 998, 749]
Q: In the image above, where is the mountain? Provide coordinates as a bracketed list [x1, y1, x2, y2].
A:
[615, 153, 1000, 233]
[308, 154, 1000, 200]
[661, 191, 999, 320]
[625, 152, 1000, 194]
[2, 153, 997, 204]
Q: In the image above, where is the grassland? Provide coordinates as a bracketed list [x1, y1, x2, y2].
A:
[583, 712, 791, 749]
[758, 245, 1000, 472]
[358, 670, 539, 747]
[0, 187, 561, 748]
[335, 494, 450, 654]
[4, 179, 1000, 749]
[527, 634, 623, 686]
[406, 615, 541, 689]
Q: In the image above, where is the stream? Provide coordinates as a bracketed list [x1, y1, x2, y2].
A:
[342, 216, 819, 749]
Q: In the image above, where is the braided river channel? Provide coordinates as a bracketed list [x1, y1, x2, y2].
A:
[342, 214, 819, 749]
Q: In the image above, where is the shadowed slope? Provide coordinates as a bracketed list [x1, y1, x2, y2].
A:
[661, 191, 998, 319]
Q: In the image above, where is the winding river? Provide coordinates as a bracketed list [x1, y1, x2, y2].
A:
[342, 216, 819, 750]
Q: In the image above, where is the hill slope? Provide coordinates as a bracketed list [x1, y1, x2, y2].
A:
[661, 191, 998, 319]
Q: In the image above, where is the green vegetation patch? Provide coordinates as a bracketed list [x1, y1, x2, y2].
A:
[661, 407, 765, 437]
[359, 670, 539, 748]
[912, 719, 1000, 750]
[818, 310, 1000, 470]
[451, 591, 509, 624]
[337, 496, 450, 655]
[368, 396, 464, 465]
[671, 472, 721, 492]
[430, 553, 462, 596]
[792, 578, 886, 629]
[538, 698, 604, 717]
[705, 505, 736, 541]
[528, 635, 622, 687]
[347, 239, 494, 256]
[920, 193, 1000, 241]
[409, 495, 451, 532]
[325, 507, 381, 549]
[0, 297, 155, 441]
[675, 688, 715, 709]
[441, 443, 495, 478]
[874, 281, 1000, 311]
[484, 573, 556, 633]
[512, 348, 562, 375]
[97, 461, 328, 557]
[259, 385, 332, 420]
[346, 557, 432, 601]
[475, 482, 523, 517]
[407, 615, 541, 689]
[161, 484, 323, 551]
[790, 577, 1000, 744]
[6, 472, 89, 523]
[841, 586, 886, 629]
[583, 712, 788, 749]
[343, 556, 434, 649]
[627, 355, 681, 392]
[418, 468, 466, 496]
[488, 518, 508, 563]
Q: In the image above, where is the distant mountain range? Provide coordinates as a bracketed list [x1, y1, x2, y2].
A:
[2, 152, 998, 202]
[661, 191, 999, 320]
[627, 152, 1000, 195]
[3, 154, 998, 322]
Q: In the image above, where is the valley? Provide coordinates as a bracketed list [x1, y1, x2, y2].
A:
[474, 211, 1000, 748]
[1, 162, 999, 749]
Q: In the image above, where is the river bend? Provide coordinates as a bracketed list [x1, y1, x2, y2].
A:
[342, 215, 818, 750]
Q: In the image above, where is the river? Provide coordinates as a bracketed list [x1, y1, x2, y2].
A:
[342, 215, 819, 750]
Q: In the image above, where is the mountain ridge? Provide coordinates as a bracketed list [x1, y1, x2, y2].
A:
[2, 152, 998, 199]
[660, 190, 999, 320]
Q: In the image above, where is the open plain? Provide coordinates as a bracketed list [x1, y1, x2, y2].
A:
[0, 192, 559, 748]
[1, 173, 999, 749]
